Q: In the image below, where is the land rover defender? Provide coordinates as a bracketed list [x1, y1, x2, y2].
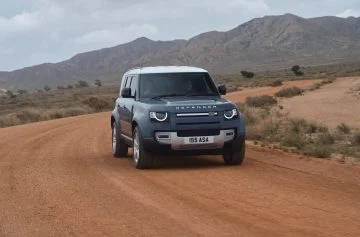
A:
[111, 66, 245, 169]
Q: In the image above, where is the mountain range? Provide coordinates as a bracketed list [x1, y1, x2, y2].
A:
[1, 13, 360, 90]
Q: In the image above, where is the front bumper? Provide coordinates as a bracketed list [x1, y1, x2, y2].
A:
[142, 133, 245, 156]
[154, 129, 235, 150]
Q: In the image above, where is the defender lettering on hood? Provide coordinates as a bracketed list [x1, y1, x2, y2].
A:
[175, 105, 217, 110]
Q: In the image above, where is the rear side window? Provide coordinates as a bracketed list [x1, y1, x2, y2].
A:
[119, 75, 138, 98]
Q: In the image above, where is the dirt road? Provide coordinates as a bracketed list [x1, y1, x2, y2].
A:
[225, 79, 321, 103]
[1, 112, 360, 237]
[280, 77, 360, 129]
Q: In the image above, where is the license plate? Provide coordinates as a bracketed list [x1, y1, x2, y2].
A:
[184, 136, 214, 144]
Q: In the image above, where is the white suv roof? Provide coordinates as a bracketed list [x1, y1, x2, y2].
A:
[125, 66, 208, 75]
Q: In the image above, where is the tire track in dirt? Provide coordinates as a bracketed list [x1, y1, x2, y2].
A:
[1, 108, 360, 236]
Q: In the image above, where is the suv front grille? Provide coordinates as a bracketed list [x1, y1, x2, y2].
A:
[177, 129, 220, 137]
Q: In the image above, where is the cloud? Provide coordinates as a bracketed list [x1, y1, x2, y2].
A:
[337, 9, 360, 18]
[0, 11, 40, 39]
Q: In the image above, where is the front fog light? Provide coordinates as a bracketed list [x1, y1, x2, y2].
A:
[224, 109, 238, 120]
[150, 112, 168, 122]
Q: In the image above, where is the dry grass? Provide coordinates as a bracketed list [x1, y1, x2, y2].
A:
[245, 95, 277, 108]
[275, 87, 303, 98]
[238, 103, 360, 161]
[0, 86, 118, 128]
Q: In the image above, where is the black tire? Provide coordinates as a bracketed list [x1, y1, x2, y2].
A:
[133, 126, 153, 169]
[112, 122, 128, 157]
[223, 139, 245, 165]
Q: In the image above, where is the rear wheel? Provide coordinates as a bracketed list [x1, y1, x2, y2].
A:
[133, 126, 153, 169]
[223, 139, 245, 165]
[112, 122, 128, 157]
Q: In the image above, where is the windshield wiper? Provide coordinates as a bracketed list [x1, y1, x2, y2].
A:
[150, 93, 187, 100]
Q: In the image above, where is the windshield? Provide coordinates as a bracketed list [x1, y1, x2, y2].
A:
[139, 73, 219, 99]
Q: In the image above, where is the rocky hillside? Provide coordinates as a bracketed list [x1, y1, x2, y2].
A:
[1, 14, 360, 90]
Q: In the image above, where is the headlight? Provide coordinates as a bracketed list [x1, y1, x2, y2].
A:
[150, 112, 168, 122]
[224, 109, 238, 120]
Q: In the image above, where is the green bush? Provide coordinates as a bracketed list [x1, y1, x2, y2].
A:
[275, 87, 303, 98]
[245, 95, 277, 108]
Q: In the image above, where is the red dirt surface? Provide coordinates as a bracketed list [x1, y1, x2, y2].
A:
[280, 77, 360, 129]
[1, 112, 360, 237]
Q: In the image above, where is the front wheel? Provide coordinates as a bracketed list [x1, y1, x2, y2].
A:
[112, 122, 128, 157]
[223, 139, 245, 165]
[133, 126, 153, 169]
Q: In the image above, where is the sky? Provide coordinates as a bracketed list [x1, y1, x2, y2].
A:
[0, 0, 359, 71]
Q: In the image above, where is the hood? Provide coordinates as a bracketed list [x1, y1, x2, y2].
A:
[141, 96, 236, 113]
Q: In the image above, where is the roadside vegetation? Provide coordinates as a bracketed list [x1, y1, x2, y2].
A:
[238, 101, 360, 162]
[214, 62, 359, 92]
[0, 85, 117, 128]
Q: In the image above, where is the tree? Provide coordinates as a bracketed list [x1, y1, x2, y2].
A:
[241, 70, 255, 79]
[17, 89, 28, 94]
[95, 79, 102, 87]
[291, 65, 300, 72]
[44, 85, 51, 91]
[57, 86, 65, 90]
[76, 80, 89, 88]
[67, 85, 73, 89]
[291, 65, 304, 76]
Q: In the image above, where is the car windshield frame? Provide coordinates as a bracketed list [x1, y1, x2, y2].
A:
[139, 72, 220, 99]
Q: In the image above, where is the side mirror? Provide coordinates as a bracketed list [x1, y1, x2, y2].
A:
[218, 85, 227, 95]
[121, 88, 132, 98]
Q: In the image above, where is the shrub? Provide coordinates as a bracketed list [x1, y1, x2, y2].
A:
[291, 65, 300, 72]
[82, 96, 111, 112]
[306, 122, 318, 134]
[317, 132, 335, 145]
[269, 80, 283, 87]
[240, 70, 255, 79]
[304, 146, 331, 158]
[291, 65, 304, 76]
[16, 109, 42, 123]
[48, 110, 64, 119]
[275, 87, 303, 98]
[245, 126, 263, 140]
[352, 132, 360, 146]
[337, 123, 351, 134]
[245, 95, 277, 108]
[64, 107, 87, 117]
[280, 133, 306, 149]
[294, 71, 304, 76]
[17, 89, 28, 94]
[289, 118, 308, 134]
[76, 80, 89, 88]
[95, 79, 102, 87]
[44, 85, 51, 91]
